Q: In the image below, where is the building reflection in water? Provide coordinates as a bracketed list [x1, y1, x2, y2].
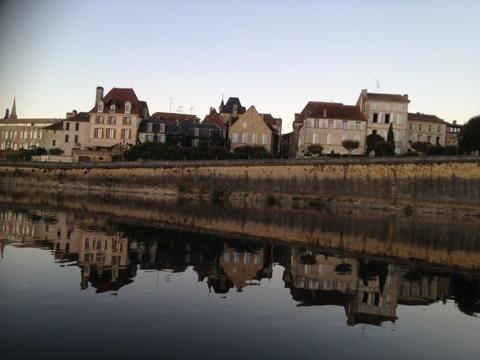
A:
[0, 208, 479, 326]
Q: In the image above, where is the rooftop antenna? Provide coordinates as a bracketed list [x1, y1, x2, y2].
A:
[189, 106, 195, 114]
[374, 79, 381, 91]
[176, 105, 184, 113]
[169, 97, 175, 112]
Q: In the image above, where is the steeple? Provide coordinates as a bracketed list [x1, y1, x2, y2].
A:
[10, 97, 17, 119]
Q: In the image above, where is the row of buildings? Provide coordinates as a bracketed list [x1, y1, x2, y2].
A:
[0, 86, 463, 161]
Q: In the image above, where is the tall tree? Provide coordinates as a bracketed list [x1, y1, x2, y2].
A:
[387, 123, 395, 144]
[459, 115, 480, 154]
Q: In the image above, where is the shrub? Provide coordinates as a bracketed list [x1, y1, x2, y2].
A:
[366, 133, 384, 154]
[341, 139, 360, 156]
[375, 140, 395, 156]
[49, 148, 64, 155]
[233, 145, 270, 159]
[410, 142, 428, 153]
[305, 144, 323, 157]
[425, 144, 445, 156]
[444, 145, 458, 155]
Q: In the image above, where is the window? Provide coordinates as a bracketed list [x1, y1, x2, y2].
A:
[373, 113, 378, 123]
[194, 128, 200, 137]
[74, 135, 79, 143]
[417, 134, 422, 141]
[418, 124, 422, 131]
[437, 125, 441, 133]
[94, 128, 104, 138]
[410, 123, 413, 130]
[252, 133, 257, 144]
[122, 117, 131, 125]
[95, 116, 104, 124]
[232, 132, 238, 143]
[356, 121, 361, 130]
[159, 123, 166, 132]
[233, 104, 238, 113]
[427, 135, 431, 143]
[241, 132, 248, 144]
[65, 134, 69, 143]
[107, 116, 116, 125]
[327, 133, 331, 145]
[52, 139, 56, 147]
[436, 137, 440, 144]
[110, 103, 116, 111]
[312, 133, 317, 144]
[342, 120, 348, 129]
[75, 122, 79, 131]
[384, 113, 390, 124]
[106, 128, 116, 139]
[65, 122, 70, 131]
[428, 125, 432, 132]
[121, 129, 131, 139]
[159, 134, 166, 143]
[262, 134, 267, 145]
[328, 119, 333, 128]
[125, 101, 131, 113]
[147, 123, 153, 132]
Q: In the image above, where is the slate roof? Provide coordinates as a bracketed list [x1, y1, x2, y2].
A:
[297, 102, 366, 122]
[408, 112, 445, 124]
[220, 97, 246, 115]
[68, 112, 90, 122]
[89, 88, 148, 116]
[365, 92, 409, 103]
[148, 112, 199, 123]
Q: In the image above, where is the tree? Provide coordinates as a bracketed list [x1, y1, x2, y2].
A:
[375, 140, 395, 156]
[411, 141, 428, 154]
[459, 115, 480, 154]
[306, 144, 323, 157]
[366, 133, 384, 154]
[49, 148, 64, 155]
[341, 139, 360, 156]
[387, 123, 395, 144]
[425, 144, 445, 156]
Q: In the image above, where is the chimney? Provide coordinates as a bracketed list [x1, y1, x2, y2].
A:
[210, 107, 214, 113]
[4, 109, 9, 119]
[95, 86, 104, 105]
[453, 120, 457, 125]
[323, 108, 327, 118]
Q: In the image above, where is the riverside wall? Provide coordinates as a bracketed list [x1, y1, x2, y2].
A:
[1, 157, 480, 214]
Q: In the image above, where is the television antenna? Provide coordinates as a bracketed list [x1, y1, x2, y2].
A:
[169, 97, 175, 112]
[374, 79, 381, 91]
[176, 105, 184, 113]
[189, 106, 195, 114]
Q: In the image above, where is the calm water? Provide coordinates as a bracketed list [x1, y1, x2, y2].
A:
[1, 202, 479, 360]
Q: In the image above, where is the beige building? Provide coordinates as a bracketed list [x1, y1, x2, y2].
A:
[42, 111, 90, 156]
[296, 102, 367, 156]
[0, 98, 60, 150]
[357, 90, 410, 154]
[407, 112, 446, 146]
[86, 86, 149, 150]
[228, 105, 275, 153]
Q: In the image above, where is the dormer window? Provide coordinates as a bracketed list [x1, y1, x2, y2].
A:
[98, 101, 104, 112]
[233, 104, 238, 114]
[110, 103, 116, 112]
[125, 101, 131, 114]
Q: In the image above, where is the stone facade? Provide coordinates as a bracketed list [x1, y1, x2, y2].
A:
[228, 106, 274, 153]
[445, 121, 463, 147]
[407, 112, 446, 146]
[43, 111, 90, 156]
[296, 102, 367, 156]
[356, 90, 410, 154]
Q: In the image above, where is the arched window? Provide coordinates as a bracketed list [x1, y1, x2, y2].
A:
[98, 101, 104, 112]
[125, 101, 131, 114]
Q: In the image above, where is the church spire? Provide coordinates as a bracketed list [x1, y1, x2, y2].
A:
[10, 97, 17, 119]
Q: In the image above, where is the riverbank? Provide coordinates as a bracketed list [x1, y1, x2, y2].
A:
[1, 156, 479, 217]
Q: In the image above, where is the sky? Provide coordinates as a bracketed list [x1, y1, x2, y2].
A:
[0, 0, 479, 132]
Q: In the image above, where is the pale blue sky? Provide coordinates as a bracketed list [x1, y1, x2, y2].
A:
[0, 0, 479, 131]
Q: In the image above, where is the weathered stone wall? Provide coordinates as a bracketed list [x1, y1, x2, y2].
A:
[0, 157, 479, 211]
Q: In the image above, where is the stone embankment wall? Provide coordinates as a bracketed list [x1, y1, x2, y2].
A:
[0, 157, 479, 211]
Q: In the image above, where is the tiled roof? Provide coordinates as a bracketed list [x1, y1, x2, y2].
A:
[68, 112, 90, 122]
[298, 102, 366, 122]
[89, 88, 148, 116]
[408, 112, 445, 124]
[148, 112, 199, 123]
[366, 92, 409, 102]
[260, 113, 282, 133]
[43, 121, 64, 130]
[220, 97, 246, 114]
[203, 108, 227, 129]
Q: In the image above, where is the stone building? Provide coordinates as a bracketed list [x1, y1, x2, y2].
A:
[445, 120, 463, 147]
[137, 112, 198, 144]
[296, 102, 367, 156]
[203, 107, 228, 139]
[228, 105, 277, 154]
[0, 98, 60, 150]
[86, 86, 149, 151]
[356, 90, 410, 154]
[407, 112, 447, 146]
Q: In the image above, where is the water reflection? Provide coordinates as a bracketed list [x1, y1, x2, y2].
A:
[1, 207, 479, 327]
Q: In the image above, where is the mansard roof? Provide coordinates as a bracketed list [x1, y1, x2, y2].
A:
[89, 88, 148, 116]
[220, 97, 246, 115]
[148, 112, 199, 123]
[365, 92, 409, 103]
